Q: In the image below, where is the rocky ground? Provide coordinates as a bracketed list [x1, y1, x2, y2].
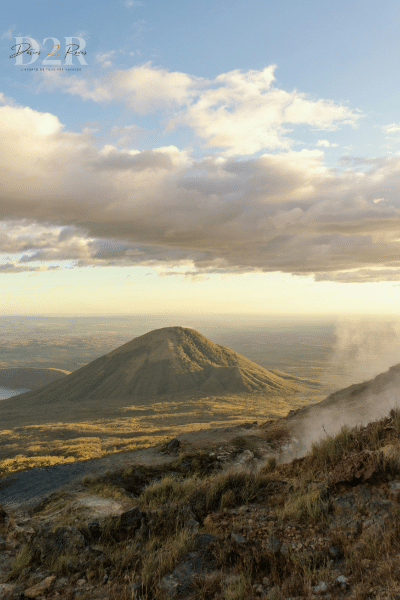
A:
[2, 415, 400, 599]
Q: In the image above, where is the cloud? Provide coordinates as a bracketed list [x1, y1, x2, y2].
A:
[110, 124, 147, 146]
[316, 139, 338, 148]
[95, 51, 116, 68]
[39, 64, 361, 155]
[39, 63, 197, 113]
[176, 67, 360, 155]
[0, 262, 59, 274]
[314, 269, 400, 283]
[0, 95, 399, 282]
[383, 123, 400, 134]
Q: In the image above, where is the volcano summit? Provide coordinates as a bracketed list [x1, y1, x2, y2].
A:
[5, 327, 315, 399]
[0, 326, 318, 427]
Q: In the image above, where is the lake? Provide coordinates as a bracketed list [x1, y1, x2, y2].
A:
[0, 386, 31, 400]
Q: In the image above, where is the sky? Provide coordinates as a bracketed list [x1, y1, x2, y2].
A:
[2, 0, 400, 316]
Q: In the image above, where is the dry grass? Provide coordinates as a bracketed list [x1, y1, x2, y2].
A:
[9, 395, 400, 599]
[135, 467, 271, 516]
[7, 545, 33, 580]
[8, 409, 400, 600]
[221, 573, 253, 600]
[230, 435, 259, 452]
[141, 529, 195, 590]
[259, 424, 290, 448]
[310, 425, 360, 472]
[280, 483, 329, 523]
[80, 475, 132, 502]
[263, 456, 277, 472]
[0, 392, 309, 478]
[138, 473, 200, 509]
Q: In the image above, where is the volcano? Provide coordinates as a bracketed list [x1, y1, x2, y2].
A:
[0, 327, 317, 426]
[6, 327, 315, 399]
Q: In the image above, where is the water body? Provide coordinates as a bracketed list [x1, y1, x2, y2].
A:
[0, 386, 31, 400]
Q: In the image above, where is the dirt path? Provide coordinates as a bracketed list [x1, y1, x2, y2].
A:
[0, 423, 262, 509]
[0, 448, 177, 508]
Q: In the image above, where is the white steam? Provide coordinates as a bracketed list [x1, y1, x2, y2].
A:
[281, 379, 400, 463]
[323, 318, 400, 390]
[278, 318, 400, 462]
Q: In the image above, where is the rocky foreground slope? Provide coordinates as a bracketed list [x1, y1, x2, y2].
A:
[2, 411, 400, 599]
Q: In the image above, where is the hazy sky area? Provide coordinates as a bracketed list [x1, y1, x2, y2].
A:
[2, 1, 400, 316]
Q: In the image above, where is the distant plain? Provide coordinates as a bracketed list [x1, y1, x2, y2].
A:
[0, 315, 336, 383]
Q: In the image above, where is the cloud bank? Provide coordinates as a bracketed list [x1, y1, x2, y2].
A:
[1, 64, 400, 281]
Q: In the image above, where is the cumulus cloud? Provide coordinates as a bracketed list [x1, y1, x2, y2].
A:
[316, 139, 338, 147]
[0, 89, 398, 282]
[39, 64, 361, 155]
[95, 51, 116, 68]
[39, 63, 197, 113]
[383, 123, 400, 134]
[110, 124, 146, 146]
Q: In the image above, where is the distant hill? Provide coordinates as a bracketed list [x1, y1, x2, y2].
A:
[0, 326, 318, 426]
[0, 368, 70, 390]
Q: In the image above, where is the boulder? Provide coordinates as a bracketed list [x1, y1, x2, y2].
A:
[24, 575, 56, 598]
[129, 582, 146, 598]
[184, 519, 199, 534]
[119, 506, 143, 532]
[328, 513, 362, 538]
[159, 534, 217, 598]
[266, 535, 281, 553]
[231, 532, 246, 545]
[88, 520, 102, 540]
[161, 438, 181, 454]
[32, 526, 86, 560]
[329, 451, 377, 486]
[0, 584, 18, 599]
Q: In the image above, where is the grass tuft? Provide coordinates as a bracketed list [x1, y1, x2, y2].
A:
[310, 425, 360, 471]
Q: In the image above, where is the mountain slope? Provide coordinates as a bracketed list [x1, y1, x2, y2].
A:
[286, 361, 400, 425]
[267, 361, 400, 462]
[2, 327, 316, 403]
